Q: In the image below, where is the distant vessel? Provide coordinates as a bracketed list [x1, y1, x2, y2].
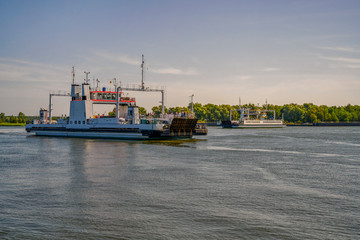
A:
[222, 104, 286, 128]
[26, 56, 206, 139]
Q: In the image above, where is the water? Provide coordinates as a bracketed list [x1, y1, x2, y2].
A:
[0, 126, 359, 239]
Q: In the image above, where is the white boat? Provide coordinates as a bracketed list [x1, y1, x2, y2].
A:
[26, 64, 202, 139]
[222, 107, 286, 128]
[26, 82, 199, 139]
[222, 119, 286, 128]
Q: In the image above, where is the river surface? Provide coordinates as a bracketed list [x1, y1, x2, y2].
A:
[0, 126, 359, 239]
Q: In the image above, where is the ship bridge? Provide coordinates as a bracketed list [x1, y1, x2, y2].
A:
[70, 89, 136, 105]
[89, 91, 136, 105]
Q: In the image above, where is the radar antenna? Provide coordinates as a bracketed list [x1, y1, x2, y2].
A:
[84, 71, 90, 84]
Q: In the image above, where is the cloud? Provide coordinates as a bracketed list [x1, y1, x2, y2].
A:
[319, 46, 360, 53]
[234, 75, 254, 80]
[0, 58, 72, 115]
[0, 58, 68, 84]
[150, 67, 200, 76]
[344, 65, 360, 69]
[262, 67, 280, 72]
[319, 56, 360, 65]
[95, 52, 140, 65]
[0, 57, 65, 71]
[93, 52, 200, 76]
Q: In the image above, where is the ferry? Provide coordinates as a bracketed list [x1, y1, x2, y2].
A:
[222, 106, 286, 128]
[26, 60, 207, 139]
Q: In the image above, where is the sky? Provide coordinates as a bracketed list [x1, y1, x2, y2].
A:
[1, 0, 360, 116]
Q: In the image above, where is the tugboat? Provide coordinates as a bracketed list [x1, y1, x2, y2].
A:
[26, 57, 204, 139]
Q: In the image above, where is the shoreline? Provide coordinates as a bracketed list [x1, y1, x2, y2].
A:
[206, 122, 360, 127]
[0, 123, 26, 127]
[287, 122, 360, 127]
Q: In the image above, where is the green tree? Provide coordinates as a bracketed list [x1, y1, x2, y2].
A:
[303, 103, 320, 123]
[330, 111, 339, 122]
[139, 107, 147, 115]
[9, 115, 18, 123]
[337, 108, 352, 122]
[265, 104, 282, 120]
[108, 107, 116, 116]
[309, 113, 318, 123]
[193, 103, 206, 121]
[351, 111, 358, 121]
[151, 105, 168, 117]
[282, 104, 305, 123]
[144, 102, 360, 123]
[317, 105, 330, 121]
[18, 112, 26, 123]
[0, 113, 5, 123]
[230, 106, 240, 121]
[219, 105, 231, 120]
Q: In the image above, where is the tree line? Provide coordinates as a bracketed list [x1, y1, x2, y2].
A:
[0, 112, 27, 123]
[2, 103, 359, 124]
[151, 103, 360, 123]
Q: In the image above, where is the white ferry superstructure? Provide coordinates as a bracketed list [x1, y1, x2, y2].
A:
[222, 106, 286, 128]
[26, 76, 203, 139]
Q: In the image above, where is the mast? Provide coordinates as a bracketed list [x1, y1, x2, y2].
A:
[96, 78, 100, 91]
[84, 71, 90, 84]
[113, 78, 117, 91]
[116, 87, 120, 121]
[120, 55, 165, 117]
[266, 99, 268, 110]
[72, 66, 75, 84]
[49, 94, 52, 124]
[239, 97, 242, 121]
[141, 54, 145, 90]
[190, 94, 194, 113]
[161, 90, 165, 117]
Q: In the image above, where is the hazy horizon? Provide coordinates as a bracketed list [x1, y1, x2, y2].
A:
[1, 0, 359, 116]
